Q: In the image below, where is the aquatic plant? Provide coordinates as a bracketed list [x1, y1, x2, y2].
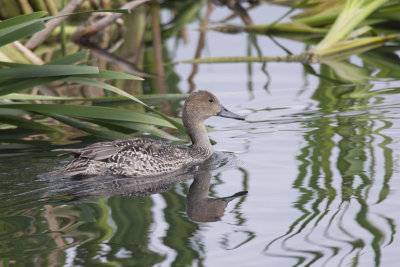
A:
[192, 0, 400, 63]
[0, 4, 188, 147]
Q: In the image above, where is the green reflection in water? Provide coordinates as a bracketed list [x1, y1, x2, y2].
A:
[264, 57, 398, 266]
[0, 201, 112, 266]
[104, 197, 164, 266]
[0, 151, 250, 266]
[162, 190, 201, 266]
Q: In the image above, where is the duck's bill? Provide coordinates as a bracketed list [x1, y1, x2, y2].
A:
[217, 106, 245, 120]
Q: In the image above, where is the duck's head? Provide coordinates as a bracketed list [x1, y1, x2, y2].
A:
[183, 90, 244, 121]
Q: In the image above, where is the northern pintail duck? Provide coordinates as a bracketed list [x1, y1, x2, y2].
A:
[51, 90, 244, 178]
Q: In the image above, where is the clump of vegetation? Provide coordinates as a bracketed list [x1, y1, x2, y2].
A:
[0, 1, 191, 150]
[196, 0, 400, 63]
[0, 0, 399, 152]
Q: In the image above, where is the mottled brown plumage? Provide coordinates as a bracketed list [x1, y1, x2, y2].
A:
[50, 90, 244, 178]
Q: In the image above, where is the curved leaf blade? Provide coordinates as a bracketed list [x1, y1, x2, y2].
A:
[0, 65, 99, 79]
[0, 22, 45, 47]
[0, 11, 47, 30]
[0, 104, 176, 128]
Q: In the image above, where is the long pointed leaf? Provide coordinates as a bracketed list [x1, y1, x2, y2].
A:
[47, 51, 88, 65]
[0, 12, 47, 30]
[316, 0, 390, 50]
[62, 77, 187, 134]
[86, 118, 180, 141]
[0, 22, 45, 47]
[0, 65, 99, 79]
[62, 77, 147, 105]
[0, 115, 59, 132]
[47, 113, 132, 139]
[0, 104, 176, 128]
[0, 76, 60, 96]
[0, 93, 188, 102]
[78, 70, 143, 80]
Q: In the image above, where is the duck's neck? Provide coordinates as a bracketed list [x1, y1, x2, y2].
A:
[183, 115, 213, 157]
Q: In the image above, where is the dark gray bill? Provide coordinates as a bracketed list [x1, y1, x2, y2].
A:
[217, 106, 245, 120]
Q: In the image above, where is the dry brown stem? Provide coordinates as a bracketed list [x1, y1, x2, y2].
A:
[73, 0, 151, 40]
[188, 1, 214, 93]
[151, 0, 166, 94]
[12, 41, 44, 64]
[25, 0, 86, 50]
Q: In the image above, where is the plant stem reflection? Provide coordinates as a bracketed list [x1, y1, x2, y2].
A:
[263, 63, 396, 266]
[0, 153, 249, 266]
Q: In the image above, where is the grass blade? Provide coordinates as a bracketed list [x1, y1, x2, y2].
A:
[78, 70, 143, 80]
[0, 93, 188, 102]
[315, 0, 390, 51]
[62, 77, 187, 134]
[0, 65, 99, 79]
[86, 118, 180, 141]
[47, 113, 132, 139]
[0, 76, 60, 96]
[0, 22, 45, 47]
[0, 114, 59, 132]
[0, 11, 47, 30]
[0, 104, 176, 128]
[47, 50, 89, 65]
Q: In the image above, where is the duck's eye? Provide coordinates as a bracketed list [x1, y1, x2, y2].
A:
[208, 99, 214, 103]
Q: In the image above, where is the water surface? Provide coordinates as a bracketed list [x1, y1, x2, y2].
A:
[2, 4, 400, 267]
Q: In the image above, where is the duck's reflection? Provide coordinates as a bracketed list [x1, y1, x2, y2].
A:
[47, 153, 247, 222]
[11, 155, 247, 266]
[186, 168, 247, 222]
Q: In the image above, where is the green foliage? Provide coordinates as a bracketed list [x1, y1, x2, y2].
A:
[2, 0, 399, 146]
[313, 0, 395, 57]
[205, 0, 400, 63]
[0, 11, 187, 143]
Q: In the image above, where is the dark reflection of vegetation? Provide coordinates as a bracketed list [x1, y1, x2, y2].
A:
[263, 56, 397, 266]
[108, 197, 165, 266]
[162, 190, 200, 266]
[0, 202, 111, 266]
[0, 154, 248, 266]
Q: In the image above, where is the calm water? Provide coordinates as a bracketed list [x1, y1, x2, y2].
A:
[2, 4, 400, 267]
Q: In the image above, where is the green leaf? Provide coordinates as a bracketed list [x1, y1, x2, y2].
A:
[0, 76, 60, 96]
[318, 34, 399, 61]
[0, 104, 176, 128]
[0, 93, 188, 102]
[0, 107, 31, 115]
[86, 118, 180, 141]
[47, 113, 131, 139]
[0, 62, 34, 67]
[62, 77, 187, 134]
[0, 11, 47, 30]
[0, 114, 59, 132]
[78, 70, 143, 80]
[62, 77, 147, 104]
[0, 22, 45, 47]
[40, 9, 129, 22]
[47, 50, 88, 65]
[315, 0, 391, 51]
[0, 65, 99, 79]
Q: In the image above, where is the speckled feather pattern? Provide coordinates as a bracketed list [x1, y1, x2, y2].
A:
[58, 138, 212, 177]
[50, 90, 243, 178]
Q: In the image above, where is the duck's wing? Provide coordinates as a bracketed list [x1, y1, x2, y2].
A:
[110, 141, 185, 162]
[53, 141, 123, 161]
[53, 138, 176, 162]
[49, 138, 190, 177]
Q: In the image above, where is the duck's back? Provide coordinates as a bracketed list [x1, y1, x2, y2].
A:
[53, 138, 198, 177]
